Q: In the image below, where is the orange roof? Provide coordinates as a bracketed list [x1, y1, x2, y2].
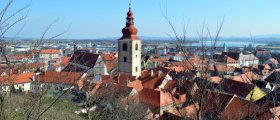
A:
[128, 80, 143, 92]
[149, 57, 169, 64]
[16, 73, 33, 83]
[50, 63, 61, 67]
[218, 56, 238, 64]
[167, 66, 185, 72]
[104, 59, 117, 72]
[188, 57, 203, 65]
[232, 71, 260, 84]
[91, 82, 129, 98]
[61, 56, 70, 66]
[118, 74, 136, 86]
[169, 61, 195, 71]
[179, 103, 198, 119]
[0, 73, 33, 85]
[4, 54, 28, 61]
[264, 64, 271, 70]
[35, 71, 82, 85]
[139, 88, 186, 108]
[139, 89, 160, 107]
[142, 73, 166, 89]
[40, 49, 60, 54]
[101, 53, 116, 61]
[210, 76, 222, 84]
[214, 64, 235, 72]
[163, 80, 177, 90]
[221, 96, 257, 120]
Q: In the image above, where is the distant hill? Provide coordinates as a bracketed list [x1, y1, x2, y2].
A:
[254, 34, 280, 39]
[3, 34, 280, 43]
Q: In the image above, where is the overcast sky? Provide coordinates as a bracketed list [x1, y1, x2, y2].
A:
[3, 0, 280, 39]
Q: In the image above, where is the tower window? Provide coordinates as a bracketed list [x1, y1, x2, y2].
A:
[123, 43, 128, 51]
[136, 66, 138, 72]
[123, 57, 127, 62]
[135, 43, 138, 51]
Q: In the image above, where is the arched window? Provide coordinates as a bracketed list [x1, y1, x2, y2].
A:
[136, 66, 138, 72]
[123, 43, 128, 51]
[123, 57, 127, 62]
[135, 43, 138, 51]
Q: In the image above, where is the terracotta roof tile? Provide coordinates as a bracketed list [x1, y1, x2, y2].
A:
[221, 96, 257, 120]
[61, 56, 71, 66]
[40, 49, 60, 54]
[0, 72, 33, 85]
[210, 76, 222, 84]
[35, 71, 82, 85]
[142, 73, 166, 89]
[128, 80, 143, 92]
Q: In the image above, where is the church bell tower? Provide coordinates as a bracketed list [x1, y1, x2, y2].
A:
[118, 5, 141, 78]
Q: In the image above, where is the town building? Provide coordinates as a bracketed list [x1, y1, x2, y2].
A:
[118, 6, 141, 78]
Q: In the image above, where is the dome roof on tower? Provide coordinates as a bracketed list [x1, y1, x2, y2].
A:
[119, 7, 140, 40]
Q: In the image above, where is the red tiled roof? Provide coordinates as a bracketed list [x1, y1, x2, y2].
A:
[101, 53, 116, 61]
[179, 103, 198, 119]
[221, 79, 253, 98]
[232, 71, 261, 84]
[163, 80, 177, 91]
[91, 82, 130, 99]
[40, 49, 60, 54]
[142, 73, 166, 89]
[203, 91, 234, 116]
[3, 54, 28, 61]
[61, 56, 71, 66]
[221, 96, 257, 120]
[35, 71, 82, 85]
[104, 59, 117, 72]
[128, 80, 143, 92]
[118, 74, 136, 86]
[257, 106, 280, 120]
[0, 72, 33, 85]
[139, 88, 160, 107]
[214, 64, 235, 72]
[210, 76, 222, 84]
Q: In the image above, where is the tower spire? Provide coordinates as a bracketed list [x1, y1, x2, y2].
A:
[119, 1, 139, 40]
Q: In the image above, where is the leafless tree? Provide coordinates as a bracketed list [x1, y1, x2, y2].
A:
[0, 0, 78, 120]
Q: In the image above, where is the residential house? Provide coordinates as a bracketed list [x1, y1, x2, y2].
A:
[0, 72, 34, 92]
[39, 49, 61, 62]
[32, 71, 83, 94]
[63, 51, 108, 79]
[239, 53, 259, 67]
